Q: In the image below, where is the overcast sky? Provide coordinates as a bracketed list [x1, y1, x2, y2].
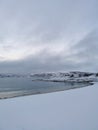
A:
[0, 0, 98, 73]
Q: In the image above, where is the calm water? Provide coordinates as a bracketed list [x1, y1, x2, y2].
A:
[0, 77, 92, 99]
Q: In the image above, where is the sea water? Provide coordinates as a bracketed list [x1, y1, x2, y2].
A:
[0, 77, 92, 99]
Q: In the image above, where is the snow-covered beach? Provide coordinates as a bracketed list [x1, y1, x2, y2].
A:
[0, 82, 98, 130]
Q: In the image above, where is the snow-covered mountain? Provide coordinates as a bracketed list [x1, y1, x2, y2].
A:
[0, 73, 25, 78]
[30, 71, 98, 83]
[1, 71, 98, 83]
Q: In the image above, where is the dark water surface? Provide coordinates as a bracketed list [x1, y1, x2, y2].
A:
[0, 77, 92, 99]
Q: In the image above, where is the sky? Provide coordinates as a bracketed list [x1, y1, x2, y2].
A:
[0, 0, 98, 73]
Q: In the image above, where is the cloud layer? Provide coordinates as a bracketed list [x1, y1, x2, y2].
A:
[0, 0, 98, 73]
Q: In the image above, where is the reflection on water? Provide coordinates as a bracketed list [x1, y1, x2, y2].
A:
[0, 77, 93, 99]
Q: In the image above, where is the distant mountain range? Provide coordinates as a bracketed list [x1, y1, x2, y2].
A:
[0, 73, 25, 78]
[0, 71, 98, 83]
[30, 71, 98, 83]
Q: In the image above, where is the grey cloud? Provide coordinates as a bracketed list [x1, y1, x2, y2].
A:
[0, 48, 87, 73]
[68, 29, 98, 71]
[0, 0, 98, 73]
[0, 29, 98, 73]
[73, 29, 98, 59]
[0, 0, 98, 45]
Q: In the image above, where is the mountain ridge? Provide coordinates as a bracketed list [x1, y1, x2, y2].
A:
[30, 71, 98, 83]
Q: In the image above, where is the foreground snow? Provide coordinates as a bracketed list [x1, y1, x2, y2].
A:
[0, 83, 98, 130]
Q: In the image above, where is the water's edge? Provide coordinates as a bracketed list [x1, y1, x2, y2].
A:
[0, 77, 93, 99]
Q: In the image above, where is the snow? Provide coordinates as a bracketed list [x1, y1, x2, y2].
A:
[0, 83, 98, 130]
[30, 71, 98, 83]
